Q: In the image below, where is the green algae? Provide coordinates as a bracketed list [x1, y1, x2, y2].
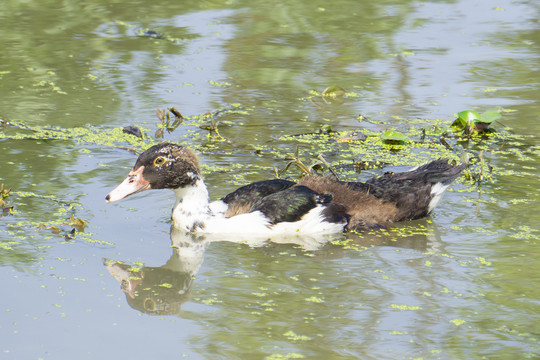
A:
[391, 304, 422, 311]
[450, 318, 466, 326]
[0, 119, 151, 154]
[0, 187, 113, 248]
[304, 296, 324, 303]
[265, 353, 304, 360]
[380, 129, 409, 144]
[0, 101, 525, 251]
[0, 183, 13, 213]
[283, 330, 312, 341]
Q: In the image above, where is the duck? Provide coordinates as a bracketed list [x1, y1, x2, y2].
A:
[105, 142, 466, 235]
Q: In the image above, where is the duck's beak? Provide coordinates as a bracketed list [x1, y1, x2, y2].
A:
[105, 166, 150, 203]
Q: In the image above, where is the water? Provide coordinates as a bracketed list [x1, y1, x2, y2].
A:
[1, 0, 539, 359]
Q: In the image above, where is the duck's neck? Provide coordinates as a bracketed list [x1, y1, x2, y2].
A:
[172, 179, 211, 232]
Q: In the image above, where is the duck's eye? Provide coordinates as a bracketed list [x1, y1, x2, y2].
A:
[144, 298, 156, 311]
[153, 156, 166, 166]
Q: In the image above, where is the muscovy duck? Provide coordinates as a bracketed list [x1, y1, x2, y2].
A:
[105, 142, 465, 234]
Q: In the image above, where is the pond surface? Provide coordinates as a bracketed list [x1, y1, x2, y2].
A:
[1, 0, 539, 359]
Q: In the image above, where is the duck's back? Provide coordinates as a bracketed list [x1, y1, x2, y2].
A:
[345, 160, 466, 221]
[217, 159, 465, 231]
[297, 176, 398, 230]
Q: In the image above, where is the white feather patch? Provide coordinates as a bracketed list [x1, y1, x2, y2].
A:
[201, 206, 345, 235]
[428, 182, 450, 213]
[271, 206, 345, 235]
[208, 200, 228, 215]
[200, 211, 272, 234]
[171, 181, 346, 235]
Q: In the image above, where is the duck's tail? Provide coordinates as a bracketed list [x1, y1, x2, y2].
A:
[347, 160, 467, 221]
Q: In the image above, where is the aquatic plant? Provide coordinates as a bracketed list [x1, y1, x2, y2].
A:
[1, 100, 529, 249]
[452, 109, 502, 134]
[279, 146, 339, 180]
[156, 106, 184, 139]
[0, 184, 13, 215]
[380, 129, 409, 145]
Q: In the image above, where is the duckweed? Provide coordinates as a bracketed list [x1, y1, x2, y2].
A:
[450, 319, 466, 326]
[265, 353, 304, 360]
[0, 101, 529, 257]
[390, 304, 422, 311]
[283, 331, 312, 341]
[304, 296, 324, 303]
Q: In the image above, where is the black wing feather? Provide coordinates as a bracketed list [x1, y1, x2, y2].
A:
[221, 179, 295, 207]
[250, 186, 332, 224]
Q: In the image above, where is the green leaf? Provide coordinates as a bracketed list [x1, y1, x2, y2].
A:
[477, 111, 501, 124]
[381, 130, 409, 144]
[453, 110, 479, 128]
[458, 110, 480, 122]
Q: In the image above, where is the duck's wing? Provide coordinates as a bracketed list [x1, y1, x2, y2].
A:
[220, 179, 296, 217]
[249, 185, 346, 225]
[346, 160, 466, 220]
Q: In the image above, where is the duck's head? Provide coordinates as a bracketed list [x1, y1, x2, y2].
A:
[105, 142, 201, 203]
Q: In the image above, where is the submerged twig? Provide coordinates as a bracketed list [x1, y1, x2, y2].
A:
[155, 106, 184, 138]
[317, 154, 340, 181]
[280, 146, 339, 179]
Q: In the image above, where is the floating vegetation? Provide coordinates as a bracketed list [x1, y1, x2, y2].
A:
[283, 330, 312, 341]
[321, 85, 346, 98]
[452, 109, 502, 134]
[304, 296, 325, 303]
[123, 125, 143, 139]
[302, 86, 360, 108]
[33, 79, 67, 95]
[279, 146, 339, 179]
[462, 151, 492, 184]
[307, 86, 359, 99]
[0, 98, 528, 251]
[380, 129, 409, 145]
[209, 80, 232, 88]
[0, 184, 13, 215]
[137, 29, 163, 39]
[155, 106, 184, 139]
[0, 118, 150, 154]
[390, 303, 422, 311]
[336, 131, 367, 143]
[265, 353, 305, 360]
[114, 21, 193, 45]
[0, 185, 111, 249]
[199, 117, 222, 138]
[450, 318, 466, 326]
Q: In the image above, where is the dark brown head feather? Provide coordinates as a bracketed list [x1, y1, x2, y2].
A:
[134, 143, 201, 190]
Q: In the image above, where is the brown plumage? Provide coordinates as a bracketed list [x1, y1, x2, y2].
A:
[298, 176, 399, 230]
[224, 203, 252, 218]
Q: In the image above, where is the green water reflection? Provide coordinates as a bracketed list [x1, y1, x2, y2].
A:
[1, 0, 539, 359]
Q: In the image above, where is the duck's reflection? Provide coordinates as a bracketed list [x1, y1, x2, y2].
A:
[105, 218, 445, 315]
[104, 228, 208, 315]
